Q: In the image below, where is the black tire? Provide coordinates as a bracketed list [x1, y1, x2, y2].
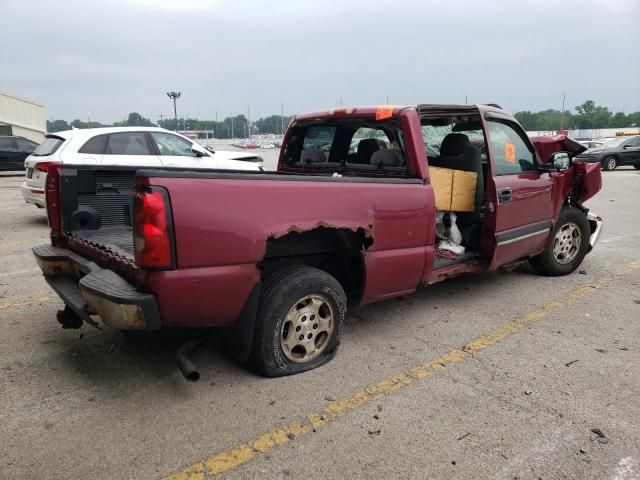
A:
[634, 164, 640, 170]
[528, 207, 590, 276]
[250, 265, 346, 377]
[602, 156, 617, 171]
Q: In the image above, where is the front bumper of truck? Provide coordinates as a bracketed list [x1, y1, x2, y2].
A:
[33, 244, 161, 331]
[587, 211, 603, 252]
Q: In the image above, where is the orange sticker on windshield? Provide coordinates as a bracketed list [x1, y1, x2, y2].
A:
[505, 143, 516, 163]
[375, 105, 395, 121]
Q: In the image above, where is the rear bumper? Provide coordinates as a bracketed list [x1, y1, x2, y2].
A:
[21, 182, 45, 207]
[33, 244, 161, 331]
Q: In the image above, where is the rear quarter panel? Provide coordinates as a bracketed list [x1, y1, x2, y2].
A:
[137, 175, 434, 327]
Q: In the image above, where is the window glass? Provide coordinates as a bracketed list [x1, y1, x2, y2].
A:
[349, 128, 389, 154]
[0, 138, 16, 150]
[421, 123, 486, 160]
[302, 126, 336, 153]
[79, 134, 108, 154]
[16, 138, 37, 152]
[149, 132, 197, 157]
[106, 132, 151, 155]
[32, 137, 64, 156]
[487, 121, 537, 175]
[626, 137, 640, 147]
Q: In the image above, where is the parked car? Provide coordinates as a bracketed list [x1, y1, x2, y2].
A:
[21, 127, 262, 207]
[575, 135, 640, 170]
[0, 135, 39, 171]
[34, 104, 603, 379]
[576, 140, 605, 150]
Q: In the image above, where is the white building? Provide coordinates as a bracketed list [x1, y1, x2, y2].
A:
[0, 91, 46, 143]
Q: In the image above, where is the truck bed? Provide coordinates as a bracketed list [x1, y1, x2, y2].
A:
[72, 226, 135, 261]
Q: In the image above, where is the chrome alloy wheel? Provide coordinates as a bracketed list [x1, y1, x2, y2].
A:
[280, 294, 334, 363]
[553, 222, 582, 265]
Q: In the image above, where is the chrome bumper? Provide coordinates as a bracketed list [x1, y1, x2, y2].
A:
[587, 212, 603, 251]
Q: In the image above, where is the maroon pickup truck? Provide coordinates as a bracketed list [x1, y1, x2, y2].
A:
[34, 104, 603, 379]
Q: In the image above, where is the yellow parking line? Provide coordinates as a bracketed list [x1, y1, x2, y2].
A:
[0, 296, 55, 311]
[165, 259, 640, 480]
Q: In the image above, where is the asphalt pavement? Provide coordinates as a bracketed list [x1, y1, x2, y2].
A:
[1, 165, 639, 480]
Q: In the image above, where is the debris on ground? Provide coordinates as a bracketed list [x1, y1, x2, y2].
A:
[373, 414, 379, 420]
[524, 390, 532, 395]
[590, 428, 609, 444]
[595, 348, 606, 353]
[368, 429, 381, 436]
[579, 270, 587, 274]
[106, 343, 115, 354]
[457, 432, 471, 441]
[565, 359, 579, 367]
[634, 300, 640, 304]
[324, 395, 335, 402]
[580, 448, 587, 454]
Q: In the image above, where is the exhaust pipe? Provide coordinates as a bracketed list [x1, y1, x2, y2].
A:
[175, 330, 216, 382]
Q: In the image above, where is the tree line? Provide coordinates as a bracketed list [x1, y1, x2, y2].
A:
[46, 112, 293, 139]
[514, 100, 640, 131]
[46, 100, 639, 137]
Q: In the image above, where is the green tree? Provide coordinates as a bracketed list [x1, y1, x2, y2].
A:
[119, 112, 155, 127]
[46, 119, 71, 132]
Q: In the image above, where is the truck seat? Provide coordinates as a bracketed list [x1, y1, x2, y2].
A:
[296, 149, 342, 169]
[354, 138, 384, 164]
[430, 133, 484, 213]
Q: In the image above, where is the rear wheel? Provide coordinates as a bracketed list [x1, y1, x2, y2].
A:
[634, 164, 640, 170]
[602, 156, 617, 171]
[529, 207, 590, 276]
[250, 265, 346, 377]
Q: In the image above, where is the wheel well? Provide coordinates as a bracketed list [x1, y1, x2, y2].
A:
[258, 227, 370, 301]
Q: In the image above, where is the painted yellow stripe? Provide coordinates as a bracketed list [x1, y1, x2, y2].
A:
[165, 260, 640, 480]
[0, 296, 55, 311]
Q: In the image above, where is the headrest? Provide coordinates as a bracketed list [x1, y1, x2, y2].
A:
[300, 149, 327, 164]
[371, 149, 403, 167]
[440, 133, 470, 157]
[357, 138, 384, 157]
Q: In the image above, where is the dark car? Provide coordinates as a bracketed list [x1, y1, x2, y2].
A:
[575, 136, 640, 171]
[0, 135, 39, 171]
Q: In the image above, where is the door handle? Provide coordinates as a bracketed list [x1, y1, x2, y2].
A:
[498, 188, 512, 203]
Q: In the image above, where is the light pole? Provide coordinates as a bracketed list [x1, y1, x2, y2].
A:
[166, 91, 181, 132]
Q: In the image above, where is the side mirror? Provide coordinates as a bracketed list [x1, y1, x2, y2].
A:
[191, 143, 207, 157]
[549, 152, 570, 171]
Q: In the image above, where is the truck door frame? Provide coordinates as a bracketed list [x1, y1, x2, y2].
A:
[480, 110, 555, 270]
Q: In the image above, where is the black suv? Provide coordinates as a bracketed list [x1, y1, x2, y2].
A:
[0, 135, 39, 171]
[575, 136, 640, 171]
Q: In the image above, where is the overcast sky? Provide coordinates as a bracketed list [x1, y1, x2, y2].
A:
[1, 0, 638, 123]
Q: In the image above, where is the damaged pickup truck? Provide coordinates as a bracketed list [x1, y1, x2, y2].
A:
[34, 104, 603, 378]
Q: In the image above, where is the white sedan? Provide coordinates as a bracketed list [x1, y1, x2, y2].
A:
[22, 127, 262, 208]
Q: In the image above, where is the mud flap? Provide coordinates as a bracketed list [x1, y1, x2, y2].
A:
[226, 282, 262, 363]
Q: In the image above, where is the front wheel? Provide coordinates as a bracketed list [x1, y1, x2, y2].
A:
[529, 207, 590, 276]
[633, 164, 640, 170]
[250, 265, 346, 377]
[602, 156, 617, 171]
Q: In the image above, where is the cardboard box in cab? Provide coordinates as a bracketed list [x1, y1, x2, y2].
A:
[429, 166, 477, 212]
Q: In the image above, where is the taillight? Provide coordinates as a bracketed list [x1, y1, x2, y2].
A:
[45, 164, 62, 234]
[133, 187, 175, 269]
[35, 161, 61, 173]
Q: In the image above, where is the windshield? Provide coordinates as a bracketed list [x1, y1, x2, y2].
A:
[32, 136, 64, 156]
[421, 124, 486, 161]
[599, 138, 625, 148]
